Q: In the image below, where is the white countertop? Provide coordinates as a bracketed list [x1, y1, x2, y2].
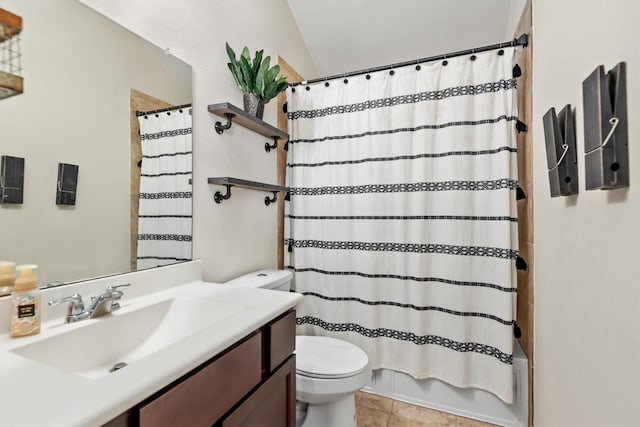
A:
[0, 273, 302, 427]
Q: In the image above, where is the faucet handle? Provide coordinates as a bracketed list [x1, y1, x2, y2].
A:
[106, 283, 130, 293]
[48, 293, 85, 316]
[106, 284, 130, 311]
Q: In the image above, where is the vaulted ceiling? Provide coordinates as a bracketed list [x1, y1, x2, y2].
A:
[287, 0, 527, 78]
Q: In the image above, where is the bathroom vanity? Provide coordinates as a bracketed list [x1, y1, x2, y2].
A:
[0, 261, 302, 426]
[107, 310, 296, 427]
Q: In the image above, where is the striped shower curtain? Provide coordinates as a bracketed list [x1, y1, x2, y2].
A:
[286, 48, 519, 402]
[137, 109, 193, 269]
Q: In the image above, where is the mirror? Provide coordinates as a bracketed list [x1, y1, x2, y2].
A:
[0, 0, 193, 294]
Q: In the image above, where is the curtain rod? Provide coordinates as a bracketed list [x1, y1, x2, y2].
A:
[136, 103, 192, 117]
[289, 34, 529, 87]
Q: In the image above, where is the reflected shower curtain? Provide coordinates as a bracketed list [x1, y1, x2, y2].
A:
[286, 48, 519, 402]
[137, 109, 192, 269]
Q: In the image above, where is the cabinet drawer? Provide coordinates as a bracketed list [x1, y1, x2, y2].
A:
[268, 310, 296, 372]
[139, 331, 262, 427]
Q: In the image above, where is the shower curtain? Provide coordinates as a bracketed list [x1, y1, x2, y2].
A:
[286, 48, 519, 403]
[137, 109, 192, 269]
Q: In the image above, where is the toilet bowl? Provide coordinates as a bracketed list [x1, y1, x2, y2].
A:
[225, 270, 372, 427]
[295, 335, 371, 427]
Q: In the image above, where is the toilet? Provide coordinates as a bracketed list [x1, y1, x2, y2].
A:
[225, 269, 371, 427]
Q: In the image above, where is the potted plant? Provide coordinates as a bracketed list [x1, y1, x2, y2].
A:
[225, 43, 288, 120]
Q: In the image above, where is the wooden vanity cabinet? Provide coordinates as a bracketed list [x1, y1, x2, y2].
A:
[104, 310, 296, 427]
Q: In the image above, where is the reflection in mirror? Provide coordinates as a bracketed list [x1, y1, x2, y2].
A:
[0, 0, 193, 294]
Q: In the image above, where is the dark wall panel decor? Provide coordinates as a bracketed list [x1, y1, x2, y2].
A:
[0, 155, 24, 204]
[542, 105, 578, 197]
[56, 163, 79, 205]
[582, 62, 628, 190]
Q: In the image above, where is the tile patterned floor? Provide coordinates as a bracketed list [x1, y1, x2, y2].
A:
[355, 391, 497, 427]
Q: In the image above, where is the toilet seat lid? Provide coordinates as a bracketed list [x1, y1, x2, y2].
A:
[295, 336, 369, 379]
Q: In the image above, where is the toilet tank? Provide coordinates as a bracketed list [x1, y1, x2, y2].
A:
[224, 269, 293, 291]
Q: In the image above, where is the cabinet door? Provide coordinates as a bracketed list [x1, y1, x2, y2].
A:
[222, 355, 296, 427]
[268, 310, 296, 372]
[139, 332, 262, 427]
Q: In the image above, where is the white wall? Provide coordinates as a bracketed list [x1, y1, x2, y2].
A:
[533, 1, 640, 425]
[0, 0, 191, 286]
[78, 0, 317, 282]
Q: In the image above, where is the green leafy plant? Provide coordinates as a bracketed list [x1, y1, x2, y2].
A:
[226, 42, 288, 104]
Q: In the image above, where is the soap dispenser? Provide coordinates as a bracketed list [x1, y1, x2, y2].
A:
[10, 264, 41, 338]
[0, 261, 16, 295]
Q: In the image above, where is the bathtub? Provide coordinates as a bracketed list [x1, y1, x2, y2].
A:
[361, 339, 528, 427]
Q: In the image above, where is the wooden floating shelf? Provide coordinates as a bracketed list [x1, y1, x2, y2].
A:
[0, 8, 23, 100]
[208, 177, 288, 205]
[0, 70, 22, 100]
[208, 102, 288, 152]
[0, 8, 22, 42]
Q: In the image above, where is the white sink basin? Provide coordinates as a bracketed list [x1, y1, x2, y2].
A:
[11, 298, 241, 379]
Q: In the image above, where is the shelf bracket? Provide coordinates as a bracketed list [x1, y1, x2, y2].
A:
[214, 185, 232, 204]
[214, 113, 235, 135]
[264, 191, 278, 206]
[265, 137, 279, 153]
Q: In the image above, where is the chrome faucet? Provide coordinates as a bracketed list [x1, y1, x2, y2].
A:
[49, 284, 130, 323]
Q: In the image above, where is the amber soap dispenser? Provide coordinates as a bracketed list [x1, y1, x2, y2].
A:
[10, 265, 41, 338]
[0, 261, 16, 295]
